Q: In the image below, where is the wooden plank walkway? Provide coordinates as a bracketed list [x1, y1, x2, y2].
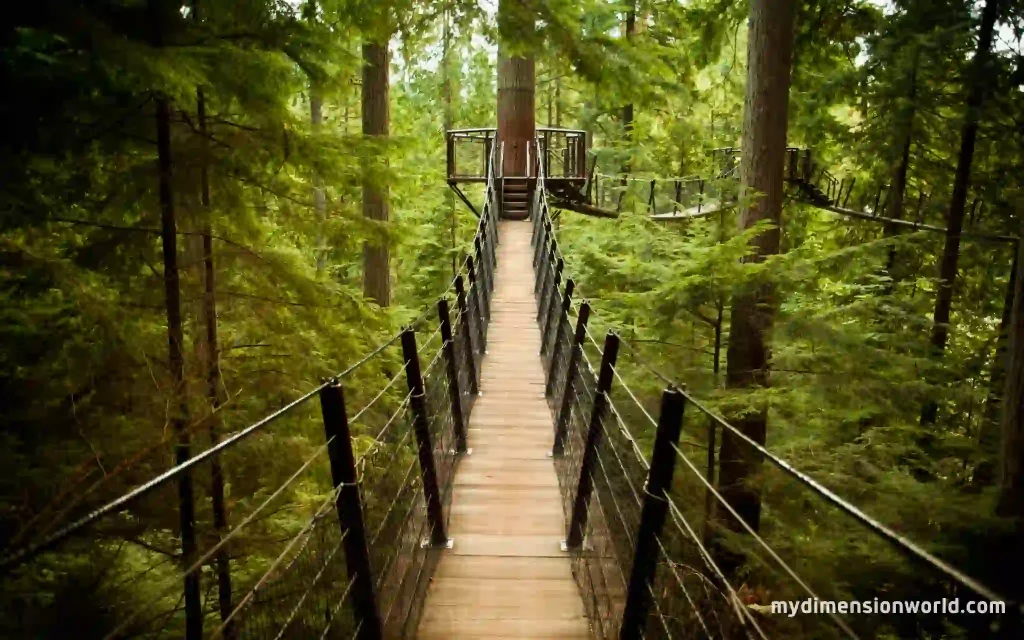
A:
[417, 221, 591, 639]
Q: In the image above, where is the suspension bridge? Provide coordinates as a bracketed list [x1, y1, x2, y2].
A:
[1, 130, 1019, 639]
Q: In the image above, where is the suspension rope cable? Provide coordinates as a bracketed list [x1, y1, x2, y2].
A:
[667, 441, 859, 639]
[316, 573, 358, 640]
[271, 532, 346, 640]
[101, 436, 343, 639]
[609, 363, 658, 428]
[215, 498, 349, 639]
[349, 365, 409, 427]
[367, 455, 420, 548]
[652, 534, 713, 638]
[663, 494, 769, 639]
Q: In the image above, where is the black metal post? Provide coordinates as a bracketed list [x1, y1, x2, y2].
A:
[619, 387, 686, 640]
[400, 329, 449, 547]
[649, 179, 656, 214]
[475, 236, 492, 312]
[438, 299, 468, 453]
[843, 177, 856, 208]
[466, 256, 487, 348]
[539, 253, 562, 329]
[319, 383, 383, 640]
[545, 279, 575, 375]
[536, 222, 553, 285]
[566, 332, 620, 549]
[454, 276, 479, 395]
[553, 302, 590, 455]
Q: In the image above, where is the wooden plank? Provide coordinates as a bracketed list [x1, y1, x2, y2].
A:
[417, 221, 591, 639]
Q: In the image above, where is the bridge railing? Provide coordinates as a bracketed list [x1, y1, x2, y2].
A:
[530, 175, 1020, 638]
[1, 153, 502, 640]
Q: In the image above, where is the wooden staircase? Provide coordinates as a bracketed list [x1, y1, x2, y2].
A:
[502, 178, 531, 220]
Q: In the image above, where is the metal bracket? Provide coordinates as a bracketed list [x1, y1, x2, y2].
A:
[422, 538, 455, 550]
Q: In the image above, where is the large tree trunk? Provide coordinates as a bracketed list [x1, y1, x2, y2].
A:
[997, 227, 1024, 518]
[621, 2, 635, 166]
[443, 2, 456, 277]
[156, 94, 202, 640]
[312, 89, 327, 274]
[497, 55, 535, 179]
[883, 48, 919, 287]
[922, 0, 1000, 424]
[497, 0, 535, 181]
[715, 0, 796, 551]
[976, 252, 1018, 487]
[196, 82, 234, 639]
[362, 41, 390, 306]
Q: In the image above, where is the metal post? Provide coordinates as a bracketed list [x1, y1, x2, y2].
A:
[319, 383, 383, 640]
[400, 329, 449, 547]
[466, 257, 487, 348]
[619, 387, 686, 640]
[546, 279, 575, 395]
[446, 133, 455, 180]
[438, 299, 468, 453]
[553, 302, 590, 455]
[475, 236, 491, 310]
[538, 250, 561, 325]
[453, 276, 479, 395]
[543, 273, 570, 358]
[540, 256, 564, 342]
[649, 179, 656, 215]
[537, 235, 555, 301]
[566, 332, 620, 549]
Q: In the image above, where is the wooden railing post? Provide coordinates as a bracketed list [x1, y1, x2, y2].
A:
[453, 275, 479, 395]
[319, 383, 383, 640]
[545, 279, 575, 377]
[619, 387, 686, 640]
[566, 332, 620, 549]
[400, 329, 450, 548]
[438, 299, 468, 453]
[553, 302, 590, 455]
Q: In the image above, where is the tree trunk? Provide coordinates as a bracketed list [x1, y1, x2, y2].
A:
[883, 47, 919, 287]
[443, 3, 456, 277]
[716, 0, 796, 551]
[620, 3, 635, 185]
[362, 41, 390, 306]
[997, 227, 1024, 518]
[555, 76, 561, 128]
[922, 0, 1001, 424]
[196, 68, 234, 634]
[497, 0, 535, 181]
[311, 89, 327, 275]
[977, 251, 1019, 486]
[156, 94, 203, 640]
[497, 55, 535, 179]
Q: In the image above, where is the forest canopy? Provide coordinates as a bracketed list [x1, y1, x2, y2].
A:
[1, 0, 1023, 637]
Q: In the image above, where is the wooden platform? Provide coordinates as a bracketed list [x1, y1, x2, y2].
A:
[416, 221, 591, 639]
